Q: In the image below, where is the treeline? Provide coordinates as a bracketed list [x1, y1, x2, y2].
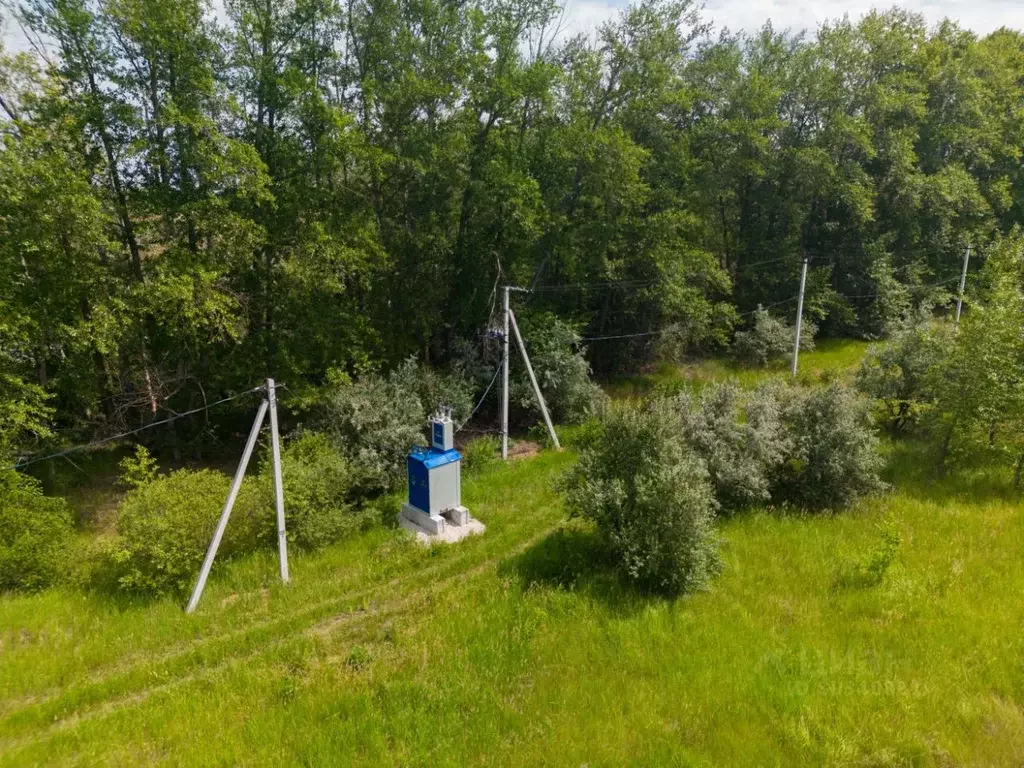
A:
[1, 0, 1023, 458]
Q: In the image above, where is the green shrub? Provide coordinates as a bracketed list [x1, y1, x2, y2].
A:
[118, 444, 159, 489]
[676, 382, 790, 513]
[833, 521, 902, 589]
[461, 435, 501, 475]
[513, 312, 607, 424]
[560, 399, 720, 595]
[257, 432, 363, 551]
[111, 469, 263, 595]
[390, 356, 476, 425]
[316, 369, 426, 497]
[731, 307, 816, 367]
[856, 319, 949, 430]
[774, 383, 886, 510]
[0, 470, 74, 591]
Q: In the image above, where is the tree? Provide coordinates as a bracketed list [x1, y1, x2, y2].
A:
[930, 233, 1024, 484]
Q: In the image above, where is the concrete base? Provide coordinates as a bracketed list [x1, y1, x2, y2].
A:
[398, 503, 485, 545]
[443, 505, 470, 526]
[400, 503, 446, 535]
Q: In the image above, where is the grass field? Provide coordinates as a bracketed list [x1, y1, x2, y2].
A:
[3, 341, 1024, 766]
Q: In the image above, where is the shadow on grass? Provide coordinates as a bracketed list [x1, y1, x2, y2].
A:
[498, 525, 664, 616]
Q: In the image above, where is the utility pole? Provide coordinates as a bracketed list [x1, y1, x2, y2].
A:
[187, 380, 291, 614]
[501, 286, 510, 460]
[499, 285, 557, 460]
[187, 395, 269, 614]
[508, 308, 560, 450]
[266, 378, 289, 584]
[791, 255, 809, 378]
[954, 244, 971, 332]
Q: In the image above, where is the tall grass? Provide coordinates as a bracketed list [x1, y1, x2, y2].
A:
[2, 341, 1022, 765]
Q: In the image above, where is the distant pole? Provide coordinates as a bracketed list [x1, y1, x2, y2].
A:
[187, 395, 269, 614]
[501, 286, 510, 460]
[266, 378, 289, 584]
[508, 308, 560, 450]
[791, 256, 809, 378]
[954, 244, 971, 332]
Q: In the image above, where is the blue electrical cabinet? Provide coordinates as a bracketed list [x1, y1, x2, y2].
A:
[407, 445, 462, 516]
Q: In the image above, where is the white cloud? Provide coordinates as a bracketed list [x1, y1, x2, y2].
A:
[557, 0, 623, 38]
[701, 0, 1024, 36]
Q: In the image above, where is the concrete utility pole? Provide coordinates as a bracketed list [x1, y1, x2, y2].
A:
[267, 379, 289, 584]
[954, 244, 971, 332]
[187, 396, 269, 614]
[791, 256, 809, 378]
[187, 380, 291, 614]
[501, 286, 510, 460]
[508, 308, 560, 450]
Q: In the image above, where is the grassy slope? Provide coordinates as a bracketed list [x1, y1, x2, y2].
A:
[3, 341, 1024, 766]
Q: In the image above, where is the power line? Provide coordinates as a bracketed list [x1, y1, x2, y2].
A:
[5, 385, 267, 472]
[839, 274, 963, 301]
[577, 294, 803, 343]
[739, 254, 797, 271]
[528, 278, 661, 293]
[737, 296, 799, 316]
[578, 329, 671, 342]
[455, 361, 503, 434]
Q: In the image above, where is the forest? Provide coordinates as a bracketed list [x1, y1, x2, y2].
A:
[2, 0, 1023, 463]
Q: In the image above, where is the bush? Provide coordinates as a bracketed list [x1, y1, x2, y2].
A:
[731, 307, 816, 367]
[390, 356, 476, 425]
[316, 368, 426, 497]
[833, 521, 902, 589]
[111, 468, 264, 595]
[675, 382, 790, 513]
[0, 470, 74, 591]
[774, 383, 886, 510]
[461, 435, 501, 475]
[257, 432, 363, 551]
[856, 319, 949, 430]
[560, 399, 720, 595]
[513, 312, 607, 424]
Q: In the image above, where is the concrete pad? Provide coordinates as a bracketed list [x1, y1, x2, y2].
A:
[397, 511, 486, 545]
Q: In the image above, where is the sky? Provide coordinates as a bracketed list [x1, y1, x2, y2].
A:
[552, 0, 1021, 39]
[3, 0, 1022, 55]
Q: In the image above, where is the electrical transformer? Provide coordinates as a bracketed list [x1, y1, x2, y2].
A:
[400, 408, 475, 538]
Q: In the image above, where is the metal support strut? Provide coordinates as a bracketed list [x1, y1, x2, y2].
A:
[509, 308, 560, 450]
[791, 256, 809, 378]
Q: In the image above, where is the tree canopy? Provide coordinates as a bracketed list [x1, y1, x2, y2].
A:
[1, 0, 1022, 459]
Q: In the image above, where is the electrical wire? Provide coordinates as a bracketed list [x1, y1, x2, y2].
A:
[737, 296, 799, 316]
[578, 329, 671, 342]
[455, 361, 503, 434]
[577, 295, 803, 343]
[738, 254, 798, 270]
[529, 278, 662, 293]
[839, 274, 963, 301]
[4, 385, 267, 472]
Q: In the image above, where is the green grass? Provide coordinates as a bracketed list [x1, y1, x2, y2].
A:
[3, 340, 1024, 765]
